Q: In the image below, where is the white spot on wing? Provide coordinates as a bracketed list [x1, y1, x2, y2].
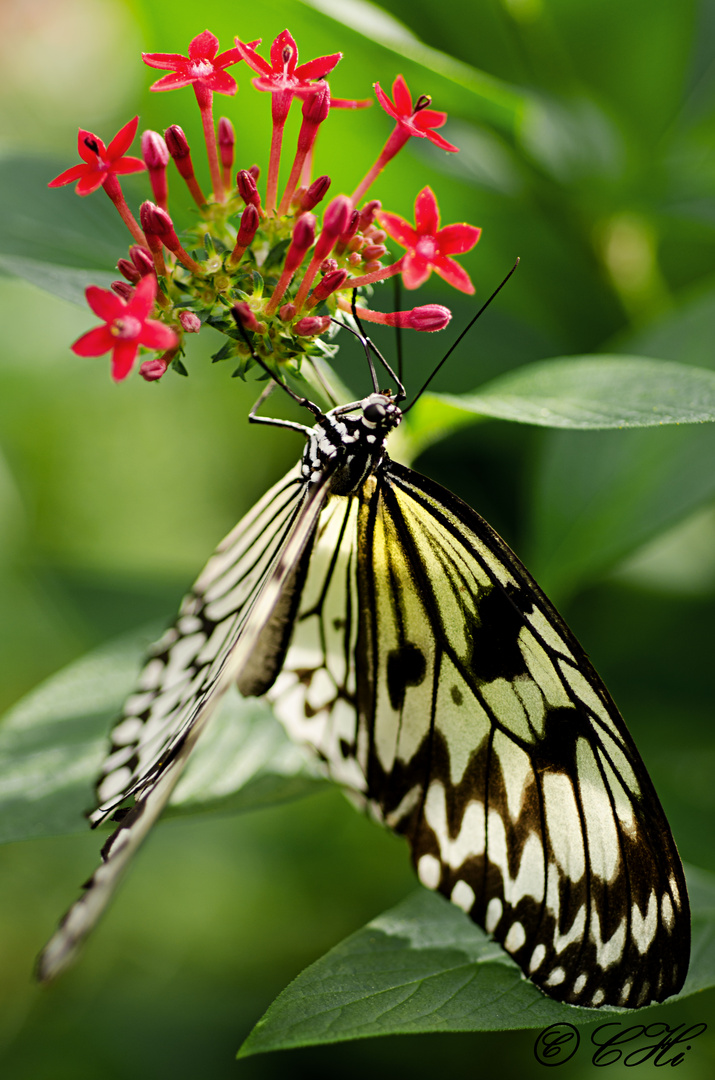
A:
[543, 772, 585, 882]
[631, 891, 658, 954]
[504, 922, 526, 953]
[417, 854, 441, 890]
[546, 967, 566, 986]
[485, 897, 502, 932]
[97, 766, 132, 803]
[451, 880, 475, 913]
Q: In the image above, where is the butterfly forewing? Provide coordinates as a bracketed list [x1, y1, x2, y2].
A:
[37, 464, 331, 981]
[268, 458, 689, 1008]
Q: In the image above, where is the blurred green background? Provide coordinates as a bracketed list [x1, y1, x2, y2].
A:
[1, 0, 715, 1075]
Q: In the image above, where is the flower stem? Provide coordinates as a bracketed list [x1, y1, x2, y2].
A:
[345, 259, 404, 289]
[103, 176, 145, 245]
[266, 91, 292, 214]
[351, 127, 410, 206]
[194, 85, 224, 202]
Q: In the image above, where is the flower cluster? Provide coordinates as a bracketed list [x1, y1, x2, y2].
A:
[49, 28, 482, 383]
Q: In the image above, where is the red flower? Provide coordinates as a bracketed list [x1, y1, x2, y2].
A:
[379, 187, 481, 293]
[48, 116, 145, 196]
[234, 29, 341, 100]
[143, 30, 242, 96]
[72, 275, 178, 381]
[374, 75, 458, 152]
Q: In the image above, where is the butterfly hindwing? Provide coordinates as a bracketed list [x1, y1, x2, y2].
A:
[269, 458, 689, 1008]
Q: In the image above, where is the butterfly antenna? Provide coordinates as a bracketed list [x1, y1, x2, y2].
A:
[231, 306, 324, 418]
[402, 258, 520, 413]
[348, 291, 406, 402]
[393, 274, 403, 386]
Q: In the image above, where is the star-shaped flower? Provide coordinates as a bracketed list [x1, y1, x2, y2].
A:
[143, 30, 242, 96]
[374, 75, 458, 152]
[48, 117, 145, 196]
[71, 275, 178, 381]
[235, 29, 341, 100]
[379, 187, 481, 293]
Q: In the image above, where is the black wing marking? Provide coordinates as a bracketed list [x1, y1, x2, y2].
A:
[269, 460, 689, 1008]
[37, 465, 330, 981]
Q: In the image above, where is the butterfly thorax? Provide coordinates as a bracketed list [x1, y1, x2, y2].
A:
[301, 391, 402, 496]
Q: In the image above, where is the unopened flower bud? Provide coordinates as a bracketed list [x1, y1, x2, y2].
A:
[140, 201, 174, 239]
[348, 252, 362, 266]
[279, 303, 297, 321]
[248, 164, 260, 181]
[301, 175, 331, 213]
[311, 268, 348, 302]
[164, 125, 190, 161]
[285, 213, 316, 272]
[358, 200, 381, 231]
[362, 260, 383, 274]
[111, 280, 134, 300]
[294, 316, 332, 336]
[232, 301, 260, 332]
[237, 203, 259, 245]
[218, 118, 235, 169]
[320, 258, 338, 274]
[141, 130, 169, 170]
[363, 244, 387, 261]
[140, 357, 169, 381]
[237, 169, 260, 208]
[314, 196, 352, 262]
[179, 311, 202, 333]
[117, 258, 140, 283]
[405, 304, 452, 332]
[336, 210, 360, 252]
[130, 246, 155, 276]
[302, 83, 331, 124]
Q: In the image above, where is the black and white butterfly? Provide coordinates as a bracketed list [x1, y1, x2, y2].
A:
[38, 306, 690, 1010]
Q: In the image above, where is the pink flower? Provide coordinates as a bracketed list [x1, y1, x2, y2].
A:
[48, 117, 145, 196]
[234, 29, 341, 100]
[379, 187, 481, 293]
[71, 275, 178, 381]
[374, 75, 458, 152]
[142, 30, 242, 96]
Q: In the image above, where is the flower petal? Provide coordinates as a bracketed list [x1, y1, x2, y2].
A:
[204, 70, 238, 96]
[189, 30, 219, 61]
[107, 116, 139, 160]
[149, 71, 195, 91]
[85, 285, 124, 321]
[126, 274, 158, 321]
[139, 320, 179, 350]
[111, 340, 140, 381]
[433, 255, 475, 294]
[74, 172, 106, 195]
[413, 108, 447, 131]
[71, 325, 114, 356]
[112, 156, 147, 176]
[234, 38, 270, 75]
[373, 81, 399, 121]
[425, 129, 459, 152]
[414, 187, 440, 235]
[391, 75, 412, 116]
[377, 211, 418, 249]
[437, 223, 481, 255]
[214, 47, 241, 70]
[294, 52, 342, 80]
[77, 129, 104, 163]
[270, 30, 298, 74]
[48, 163, 90, 188]
[401, 252, 432, 290]
[142, 51, 189, 71]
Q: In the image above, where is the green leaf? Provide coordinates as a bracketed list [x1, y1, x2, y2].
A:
[0, 630, 324, 845]
[239, 864, 715, 1057]
[415, 357, 715, 442]
[525, 422, 715, 599]
[0, 255, 115, 306]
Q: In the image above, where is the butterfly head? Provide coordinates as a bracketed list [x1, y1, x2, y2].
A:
[359, 391, 402, 434]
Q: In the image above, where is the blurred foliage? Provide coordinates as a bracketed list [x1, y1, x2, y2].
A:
[2, 0, 715, 1075]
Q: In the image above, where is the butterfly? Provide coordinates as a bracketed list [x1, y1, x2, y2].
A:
[37, 304, 690, 1010]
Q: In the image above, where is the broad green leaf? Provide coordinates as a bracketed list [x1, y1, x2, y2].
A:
[239, 864, 715, 1056]
[0, 630, 323, 845]
[408, 358, 715, 455]
[525, 423, 715, 599]
[0, 254, 115, 306]
[0, 155, 130, 271]
[299, 0, 526, 130]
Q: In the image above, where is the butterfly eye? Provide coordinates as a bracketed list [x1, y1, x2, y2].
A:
[363, 401, 386, 423]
